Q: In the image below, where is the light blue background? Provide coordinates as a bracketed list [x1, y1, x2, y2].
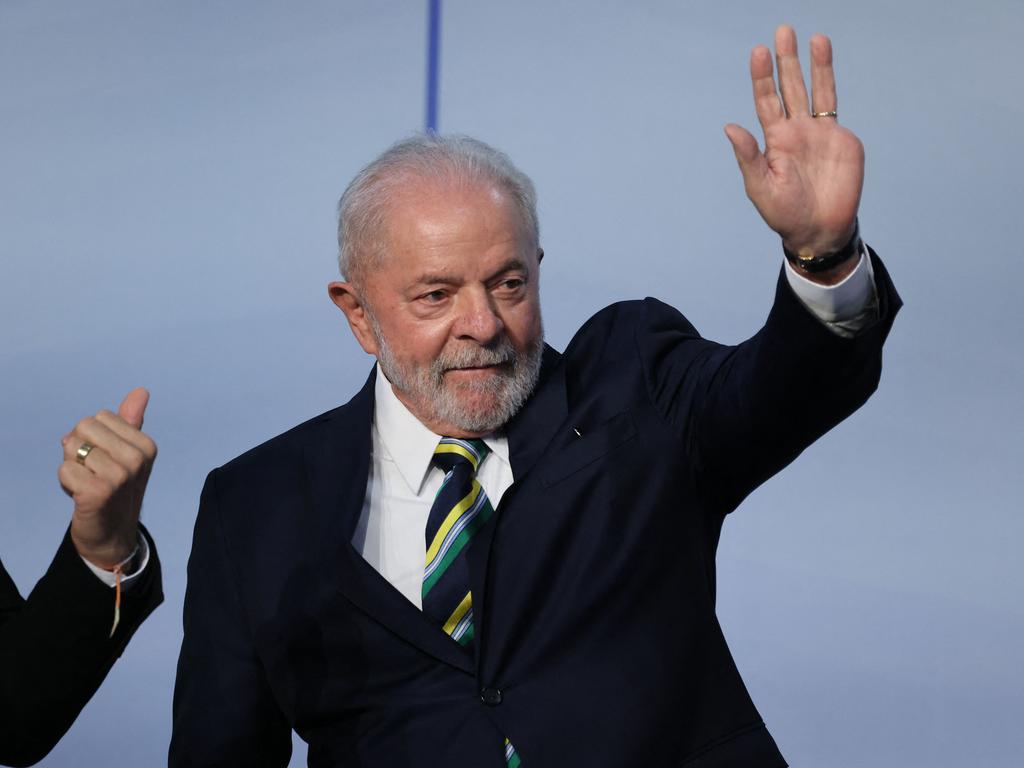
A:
[1, 1, 1021, 766]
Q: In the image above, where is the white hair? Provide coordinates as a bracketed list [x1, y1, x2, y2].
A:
[336, 134, 539, 282]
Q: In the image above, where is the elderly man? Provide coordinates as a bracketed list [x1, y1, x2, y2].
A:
[1, 388, 161, 767]
[172, 27, 899, 768]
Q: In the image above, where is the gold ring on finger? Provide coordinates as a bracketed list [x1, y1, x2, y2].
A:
[76, 442, 95, 465]
[812, 110, 838, 118]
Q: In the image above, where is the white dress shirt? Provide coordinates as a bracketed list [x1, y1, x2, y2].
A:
[352, 251, 878, 607]
[352, 368, 515, 608]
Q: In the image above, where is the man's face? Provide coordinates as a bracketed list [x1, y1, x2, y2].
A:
[335, 179, 544, 437]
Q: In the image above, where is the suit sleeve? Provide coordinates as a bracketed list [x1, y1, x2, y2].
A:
[170, 470, 292, 768]
[0, 526, 162, 767]
[636, 248, 902, 514]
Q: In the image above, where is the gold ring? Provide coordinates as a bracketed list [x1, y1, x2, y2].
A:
[812, 110, 838, 118]
[76, 442, 95, 465]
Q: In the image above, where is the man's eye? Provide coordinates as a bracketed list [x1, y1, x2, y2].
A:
[421, 290, 447, 303]
[499, 279, 524, 291]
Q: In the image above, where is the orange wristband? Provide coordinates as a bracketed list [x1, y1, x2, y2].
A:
[100, 545, 139, 638]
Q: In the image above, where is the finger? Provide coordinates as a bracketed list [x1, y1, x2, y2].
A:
[95, 409, 158, 459]
[63, 439, 125, 482]
[63, 435, 92, 465]
[774, 25, 810, 118]
[69, 418, 146, 476]
[809, 33, 837, 116]
[117, 387, 150, 429]
[750, 44, 784, 131]
[59, 460, 110, 501]
[724, 124, 769, 195]
[58, 461, 90, 498]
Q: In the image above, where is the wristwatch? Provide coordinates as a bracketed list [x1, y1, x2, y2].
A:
[783, 220, 861, 274]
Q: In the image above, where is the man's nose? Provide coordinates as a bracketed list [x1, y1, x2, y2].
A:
[454, 292, 504, 345]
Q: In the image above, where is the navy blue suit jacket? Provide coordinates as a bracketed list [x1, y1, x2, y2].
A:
[1, 527, 162, 767]
[171, 254, 900, 767]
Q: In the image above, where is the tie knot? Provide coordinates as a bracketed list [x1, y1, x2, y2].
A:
[433, 437, 489, 474]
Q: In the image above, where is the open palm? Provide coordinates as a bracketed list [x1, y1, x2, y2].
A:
[725, 26, 863, 258]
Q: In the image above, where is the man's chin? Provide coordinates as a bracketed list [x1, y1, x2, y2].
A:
[436, 383, 508, 432]
[443, 386, 503, 414]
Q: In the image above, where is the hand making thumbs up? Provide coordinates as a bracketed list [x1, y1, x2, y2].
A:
[59, 387, 158, 569]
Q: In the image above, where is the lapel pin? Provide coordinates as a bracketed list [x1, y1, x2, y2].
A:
[573, 427, 582, 437]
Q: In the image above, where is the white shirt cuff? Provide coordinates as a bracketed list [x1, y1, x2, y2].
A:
[81, 530, 150, 589]
[784, 242, 878, 337]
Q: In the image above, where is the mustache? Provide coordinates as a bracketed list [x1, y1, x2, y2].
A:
[433, 339, 518, 373]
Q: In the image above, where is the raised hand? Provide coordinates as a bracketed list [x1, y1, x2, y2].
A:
[59, 388, 157, 568]
[725, 25, 863, 269]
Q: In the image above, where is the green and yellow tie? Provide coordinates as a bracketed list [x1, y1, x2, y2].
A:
[423, 437, 521, 767]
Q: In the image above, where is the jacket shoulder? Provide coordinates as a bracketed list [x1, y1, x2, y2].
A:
[562, 298, 701, 366]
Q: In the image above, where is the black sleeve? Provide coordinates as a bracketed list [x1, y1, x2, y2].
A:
[170, 470, 292, 768]
[0, 525, 163, 767]
[636, 248, 902, 514]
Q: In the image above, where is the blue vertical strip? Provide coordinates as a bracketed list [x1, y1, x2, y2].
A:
[425, 0, 441, 133]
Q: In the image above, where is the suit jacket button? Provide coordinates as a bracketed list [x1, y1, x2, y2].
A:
[480, 687, 503, 706]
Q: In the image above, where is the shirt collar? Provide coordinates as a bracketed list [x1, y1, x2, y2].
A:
[373, 363, 510, 495]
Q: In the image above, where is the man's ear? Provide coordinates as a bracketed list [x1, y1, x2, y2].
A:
[537, 247, 544, 265]
[327, 281, 379, 357]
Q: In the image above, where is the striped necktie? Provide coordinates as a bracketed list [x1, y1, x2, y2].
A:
[422, 437, 522, 768]
[422, 437, 494, 650]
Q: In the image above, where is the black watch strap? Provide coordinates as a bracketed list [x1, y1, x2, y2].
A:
[783, 220, 861, 274]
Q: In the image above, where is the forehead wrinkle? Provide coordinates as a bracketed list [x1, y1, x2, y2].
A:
[370, 179, 533, 296]
[389, 175, 520, 233]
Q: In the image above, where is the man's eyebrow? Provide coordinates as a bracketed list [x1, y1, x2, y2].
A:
[411, 259, 530, 287]
[412, 274, 463, 287]
[483, 258, 529, 282]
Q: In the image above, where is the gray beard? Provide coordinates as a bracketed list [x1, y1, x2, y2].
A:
[370, 314, 544, 435]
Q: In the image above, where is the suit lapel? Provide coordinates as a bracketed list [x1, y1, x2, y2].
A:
[303, 367, 473, 674]
[467, 345, 568, 665]
[506, 345, 568, 479]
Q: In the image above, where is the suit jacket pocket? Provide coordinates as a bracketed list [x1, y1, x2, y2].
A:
[542, 409, 638, 487]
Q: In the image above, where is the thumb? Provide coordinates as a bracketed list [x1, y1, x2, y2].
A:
[117, 387, 150, 429]
[723, 123, 765, 185]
